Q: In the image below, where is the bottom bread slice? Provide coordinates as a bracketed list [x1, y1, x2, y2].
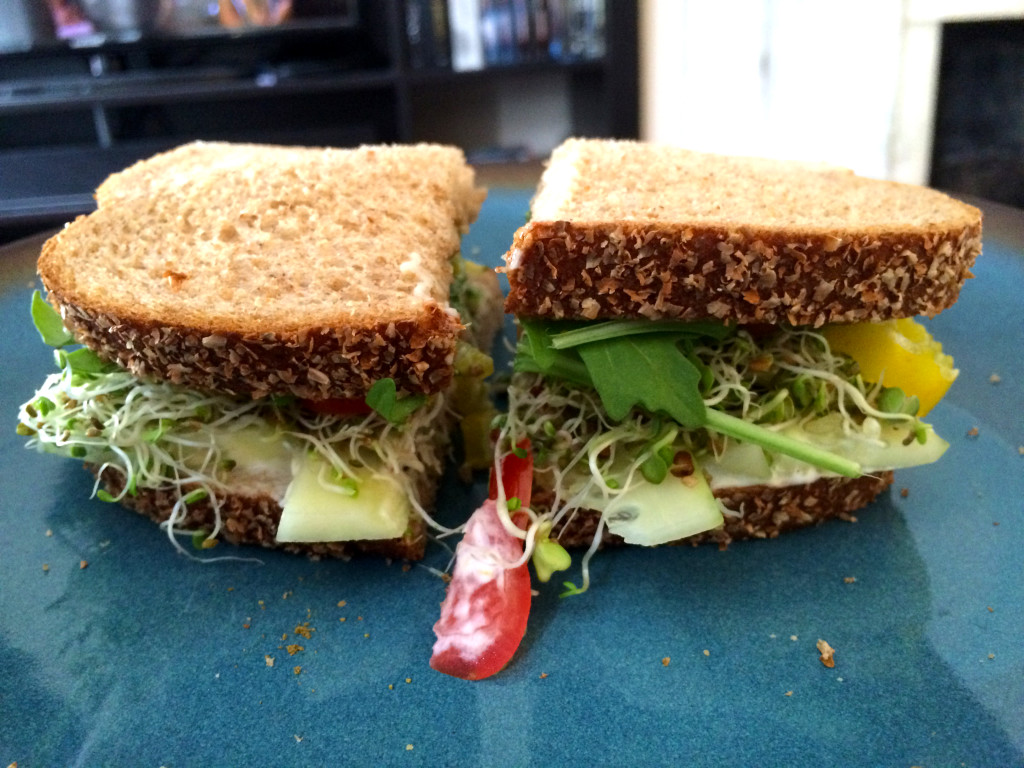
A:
[93, 463, 440, 561]
[549, 472, 895, 550]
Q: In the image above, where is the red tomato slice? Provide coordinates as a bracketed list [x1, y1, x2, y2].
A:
[430, 498, 532, 680]
[487, 439, 533, 508]
[300, 397, 372, 417]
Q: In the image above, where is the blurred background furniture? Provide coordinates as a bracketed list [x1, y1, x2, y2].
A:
[0, 0, 637, 242]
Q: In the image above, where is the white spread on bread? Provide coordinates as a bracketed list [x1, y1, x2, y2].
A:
[506, 247, 523, 271]
[399, 250, 444, 303]
[702, 418, 948, 491]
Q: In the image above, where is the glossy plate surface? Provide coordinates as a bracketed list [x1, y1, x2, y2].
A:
[1, 190, 1021, 766]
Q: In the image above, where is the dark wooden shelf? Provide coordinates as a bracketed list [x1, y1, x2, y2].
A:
[403, 57, 605, 86]
[0, 66, 398, 112]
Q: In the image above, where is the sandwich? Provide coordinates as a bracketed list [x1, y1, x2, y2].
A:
[430, 138, 981, 679]
[16, 141, 503, 561]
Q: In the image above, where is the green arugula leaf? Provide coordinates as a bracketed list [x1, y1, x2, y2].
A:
[33, 291, 119, 376]
[520, 320, 560, 370]
[513, 347, 593, 387]
[365, 378, 426, 425]
[514, 322, 593, 387]
[31, 290, 74, 348]
[576, 335, 707, 427]
[57, 347, 118, 375]
[549, 319, 734, 349]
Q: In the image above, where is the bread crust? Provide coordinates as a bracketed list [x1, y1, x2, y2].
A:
[47, 282, 461, 400]
[547, 472, 894, 549]
[504, 219, 981, 327]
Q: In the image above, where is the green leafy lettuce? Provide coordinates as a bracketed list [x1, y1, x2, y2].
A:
[366, 378, 427, 425]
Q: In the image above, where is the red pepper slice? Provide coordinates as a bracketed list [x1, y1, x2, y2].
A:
[488, 438, 533, 508]
[429, 499, 532, 680]
[300, 397, 373, 417]
[431, 442, 534, 680]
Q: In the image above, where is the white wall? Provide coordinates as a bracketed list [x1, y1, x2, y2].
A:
[640, 0, 1024, 183]
[640, 0, 901, 179]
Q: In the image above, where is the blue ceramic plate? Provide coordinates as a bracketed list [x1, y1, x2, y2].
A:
[2, 190, 1021, 766]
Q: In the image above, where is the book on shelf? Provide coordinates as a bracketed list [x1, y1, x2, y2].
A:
[406, 0, 605, 72]
[405, 0, 452, 70]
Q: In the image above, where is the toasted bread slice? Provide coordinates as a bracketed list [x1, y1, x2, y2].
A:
[505, 138, 982, 326]
[40, 141, 487, 400]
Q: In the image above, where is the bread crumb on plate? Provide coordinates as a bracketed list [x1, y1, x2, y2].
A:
[817, 639, 836, 668]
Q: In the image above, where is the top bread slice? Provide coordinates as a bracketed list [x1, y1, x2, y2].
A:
[40, 141, 487, 400]
[504, 138, 982, 326]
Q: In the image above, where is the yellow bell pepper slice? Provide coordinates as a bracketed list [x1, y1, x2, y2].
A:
[821, 318, 957, 416]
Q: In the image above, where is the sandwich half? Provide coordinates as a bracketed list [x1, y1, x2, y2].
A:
[499, 138, 981, 564]
[429, 138, 982, 680]
[16, 141, 502, 560]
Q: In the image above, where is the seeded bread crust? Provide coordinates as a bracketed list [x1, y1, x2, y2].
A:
[51, 295, 460, 401]
[547, 472, 894, 550]
[40, 141, 487, 399]
[504, 139, 982, 327]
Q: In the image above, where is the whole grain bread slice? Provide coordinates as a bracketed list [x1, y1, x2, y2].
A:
[504, 138, 982, 326]
[41, 141, 487, 400]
